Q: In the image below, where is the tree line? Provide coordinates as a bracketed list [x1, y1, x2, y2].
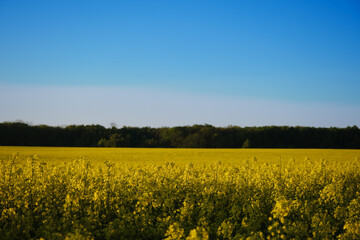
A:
[0, 121, 359, 148]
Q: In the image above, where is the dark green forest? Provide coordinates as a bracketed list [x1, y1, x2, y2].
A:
[0, 122, 359, 148]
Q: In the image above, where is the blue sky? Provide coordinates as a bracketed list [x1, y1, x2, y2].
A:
[1, 0, 360, 127]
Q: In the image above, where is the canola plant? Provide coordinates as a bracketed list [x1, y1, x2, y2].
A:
[0, 152, 360, 239]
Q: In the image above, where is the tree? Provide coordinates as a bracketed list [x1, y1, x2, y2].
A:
[242, 139, 251, 148]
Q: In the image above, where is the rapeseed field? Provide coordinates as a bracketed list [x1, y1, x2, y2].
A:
[0, 147, 359, 239]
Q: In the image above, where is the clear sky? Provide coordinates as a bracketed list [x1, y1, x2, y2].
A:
[1, 0, 360, 127]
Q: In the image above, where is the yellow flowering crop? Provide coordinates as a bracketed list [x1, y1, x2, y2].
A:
[0, 147, 359, 239]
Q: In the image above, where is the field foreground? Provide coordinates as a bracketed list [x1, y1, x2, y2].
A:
[1, 147, 360, 239]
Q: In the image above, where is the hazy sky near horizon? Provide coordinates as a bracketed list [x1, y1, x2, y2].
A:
[1, 0, 360, 127]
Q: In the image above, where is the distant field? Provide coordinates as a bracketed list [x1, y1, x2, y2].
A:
[0, 146, 359, 166]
